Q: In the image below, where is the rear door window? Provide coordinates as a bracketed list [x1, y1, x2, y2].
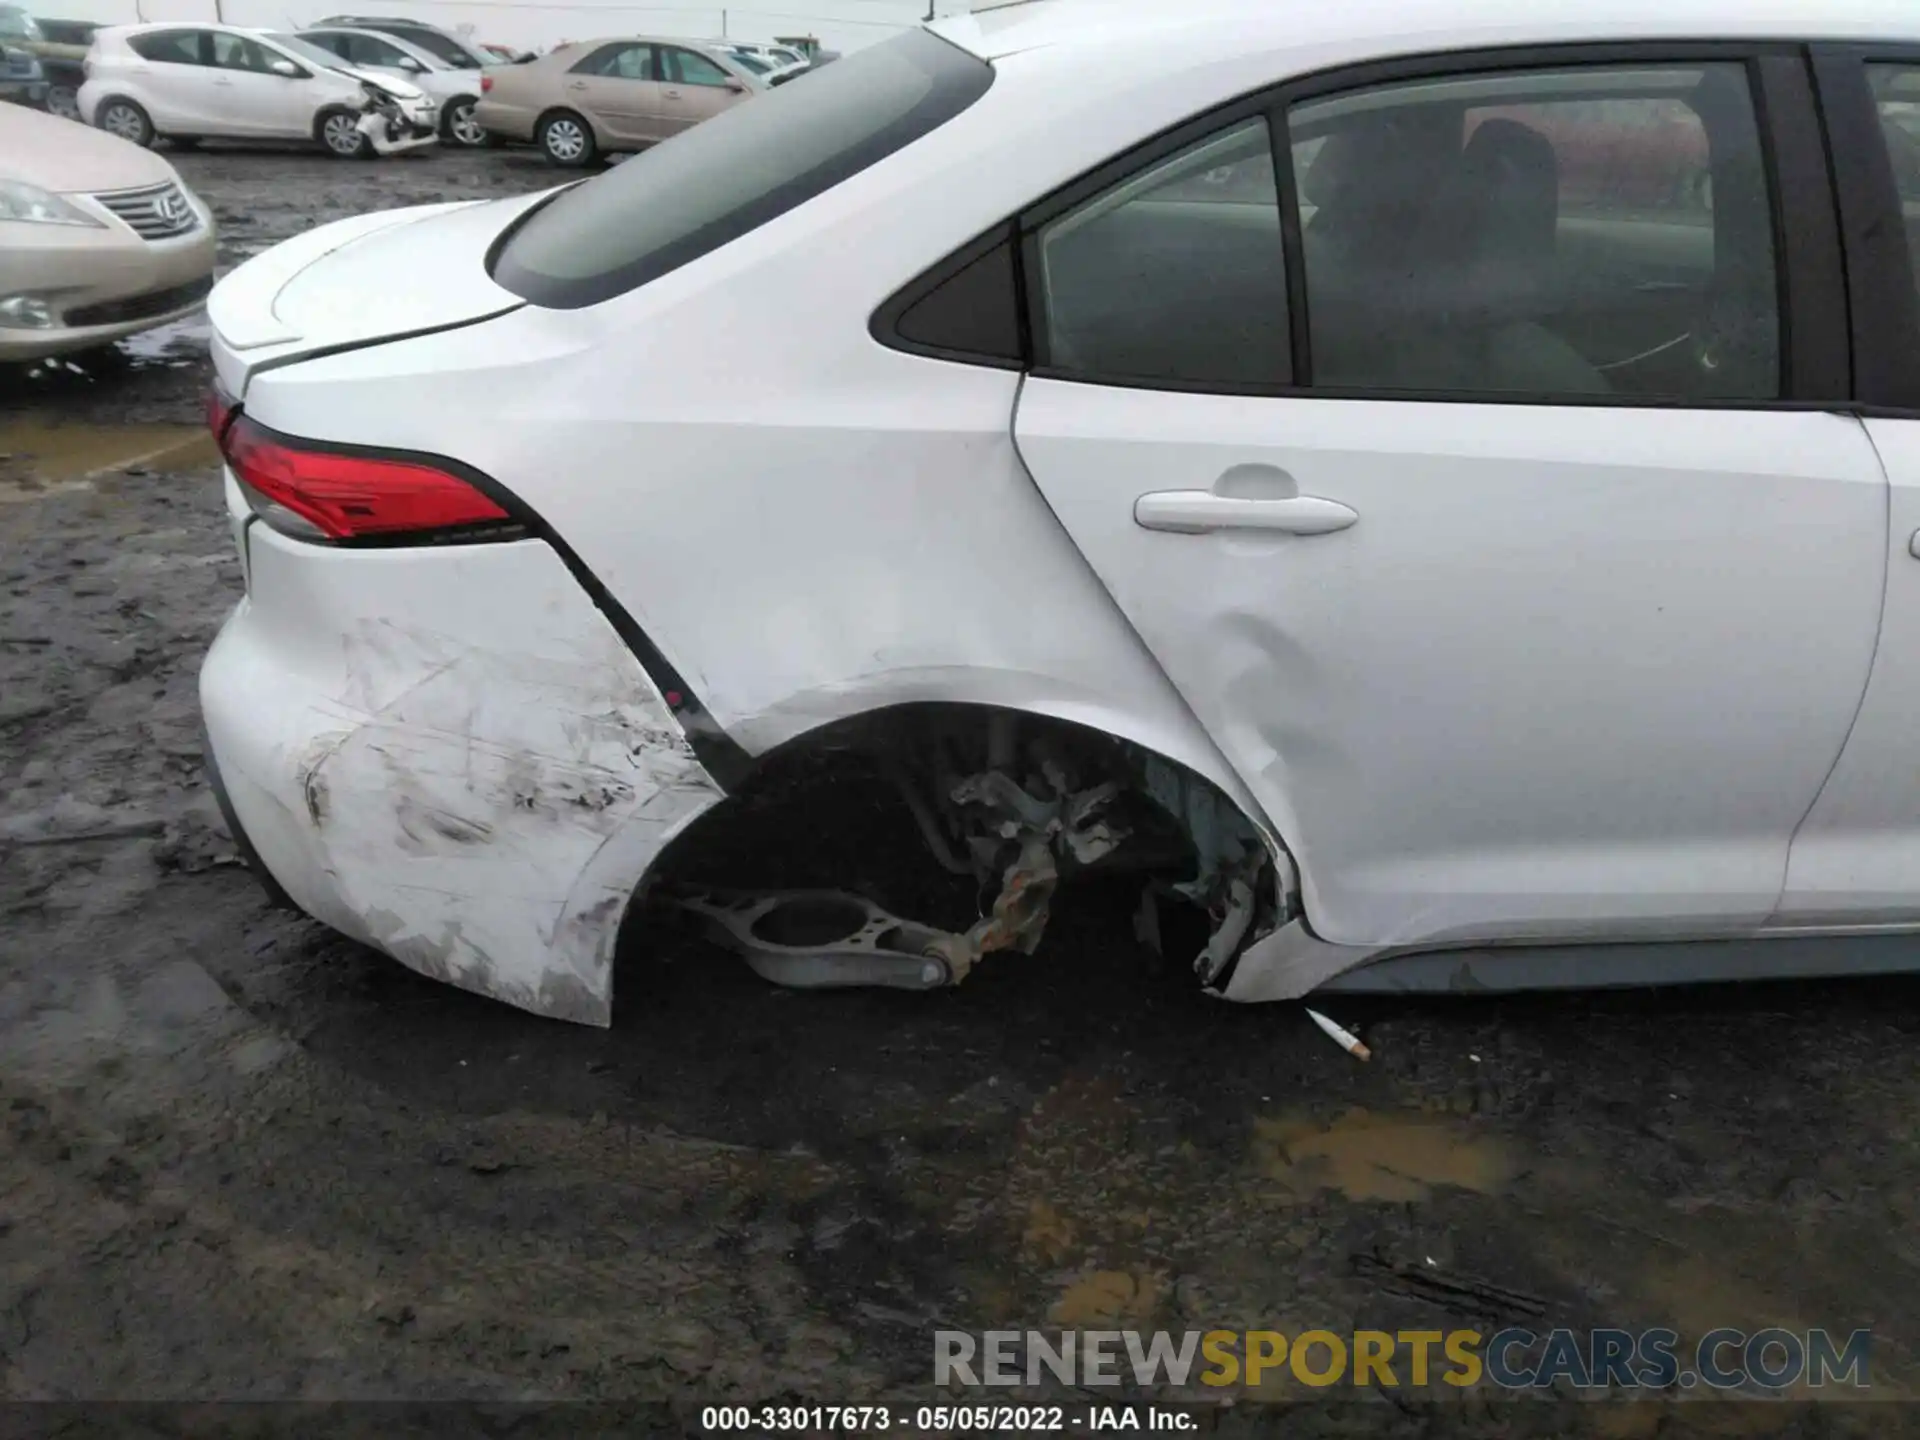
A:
[666, 48, 730, 87]
[348, 33, 411, 68]
[492, 27, 993, 308]
[1033, 117, 1289, 386]
[1867, 64, 1920, 301]
[575, 43, 653, 81]
[210, 32, 276, 73]
[1288, 62, 1780, 400]
[130, 29, 204, 64]
[388, 26, 470, 67]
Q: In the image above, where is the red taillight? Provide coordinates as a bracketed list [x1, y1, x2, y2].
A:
[219, 415, 514, 543]
[206, 379, 237, 443]
[480, 73, 492, 92]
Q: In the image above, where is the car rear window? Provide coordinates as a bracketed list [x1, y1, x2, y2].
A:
[490, 27, 993, 309]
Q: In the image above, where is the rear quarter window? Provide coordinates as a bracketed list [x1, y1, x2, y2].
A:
[490, 27, 993, 309]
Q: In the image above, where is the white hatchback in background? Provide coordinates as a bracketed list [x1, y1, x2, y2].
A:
[296, 26, 488, 147]
[78, 23, 438, 156]
[200, 0, 1920, 1029]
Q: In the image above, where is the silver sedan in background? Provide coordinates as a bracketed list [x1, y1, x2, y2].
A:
[0, 101, 215, 360]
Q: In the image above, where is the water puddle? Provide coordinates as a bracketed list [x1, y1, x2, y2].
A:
[1254, 1107, 1511, 1203]
[117, 311, 214, 370]
[0, 417, 216, 502]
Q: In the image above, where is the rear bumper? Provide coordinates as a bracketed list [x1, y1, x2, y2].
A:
[200, 474, 727, 1025]
[471, 97, 534, 142]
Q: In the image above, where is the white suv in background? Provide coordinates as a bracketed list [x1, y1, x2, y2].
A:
[297, 26, 487, 147]
[78, 24, 438, 156]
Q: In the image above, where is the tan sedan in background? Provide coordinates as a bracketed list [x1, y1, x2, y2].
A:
[473, 35, 761, 166]
[0, 102, 216, 361]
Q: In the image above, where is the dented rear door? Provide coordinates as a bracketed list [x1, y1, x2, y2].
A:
[1014, 386, 1885, 954]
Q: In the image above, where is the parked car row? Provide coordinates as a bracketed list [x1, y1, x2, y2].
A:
[3, 8, 810, 165]
[76, 23, 440, 157]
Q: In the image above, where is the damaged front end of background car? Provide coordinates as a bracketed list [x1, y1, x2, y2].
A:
[352, 79, 427, 155]
[656, 707, 1294, 998]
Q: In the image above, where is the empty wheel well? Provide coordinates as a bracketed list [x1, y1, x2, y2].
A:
[621, 702, 1291, 995]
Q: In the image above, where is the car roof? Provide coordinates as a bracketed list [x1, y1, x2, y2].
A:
[302, 25, 426, 43]
[106, 21, 270, 36]
[933, 0, 1920, 67]
[563, 34, 727, 52]
[323, 14, 449, 28]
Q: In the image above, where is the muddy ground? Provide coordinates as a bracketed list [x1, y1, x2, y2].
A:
[4, 145, 1920, 1436]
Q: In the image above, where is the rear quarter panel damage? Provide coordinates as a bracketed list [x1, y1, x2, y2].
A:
[201, 521, 724, 1025]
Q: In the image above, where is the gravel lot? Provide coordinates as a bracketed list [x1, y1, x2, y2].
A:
[2, 145, 1919, 1434]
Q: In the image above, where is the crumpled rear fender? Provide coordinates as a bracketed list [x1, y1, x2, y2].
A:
[201, 492, 725, 1025]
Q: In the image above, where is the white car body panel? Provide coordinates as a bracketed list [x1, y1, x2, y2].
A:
[198, 0, 1920, 1024]
[131, 52, 216, 131]
[205, 193, 542, 366]
[1014, 384, 1886, 946]
[238, 301, 1270, 827]
[202, 482, 724, 1023]
[213, 63, 307, 134]
[1781, 416, 1920, 922]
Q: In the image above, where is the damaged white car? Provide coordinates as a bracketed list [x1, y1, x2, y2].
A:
[201, 0, 1920, 1025]
[79, 25, 437, 157]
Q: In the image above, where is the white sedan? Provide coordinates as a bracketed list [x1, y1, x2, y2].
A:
[199, 0, 1920, 1026]
[78, 23, 437, 156]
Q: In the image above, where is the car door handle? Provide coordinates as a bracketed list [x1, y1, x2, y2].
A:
[567, 79, 586, 90]
[1134, 491, 1358, 535]
[663, 88, 681, 97]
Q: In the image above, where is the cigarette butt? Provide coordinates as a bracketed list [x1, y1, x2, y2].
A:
[1306, 1007, 1371, 1061]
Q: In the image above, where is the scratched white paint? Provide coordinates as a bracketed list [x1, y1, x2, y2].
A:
[201, 491, 723, 1024]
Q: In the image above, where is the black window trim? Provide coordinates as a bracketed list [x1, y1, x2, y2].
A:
[875, 38, 1854, 413]
[1811, 44, 1920, 413]
[568, 42, 626, 77]
[868, 220, 1027, 369]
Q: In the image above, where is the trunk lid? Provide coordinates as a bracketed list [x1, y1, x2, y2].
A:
[208, 190, 554, 392]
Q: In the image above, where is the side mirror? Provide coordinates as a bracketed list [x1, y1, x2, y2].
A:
[400, 57, 424, 72]
[724, 76, 745, 92]
[269, 58, 300, 77]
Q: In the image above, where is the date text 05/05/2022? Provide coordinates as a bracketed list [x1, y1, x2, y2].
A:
[699, 1404, 1192, 1431]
